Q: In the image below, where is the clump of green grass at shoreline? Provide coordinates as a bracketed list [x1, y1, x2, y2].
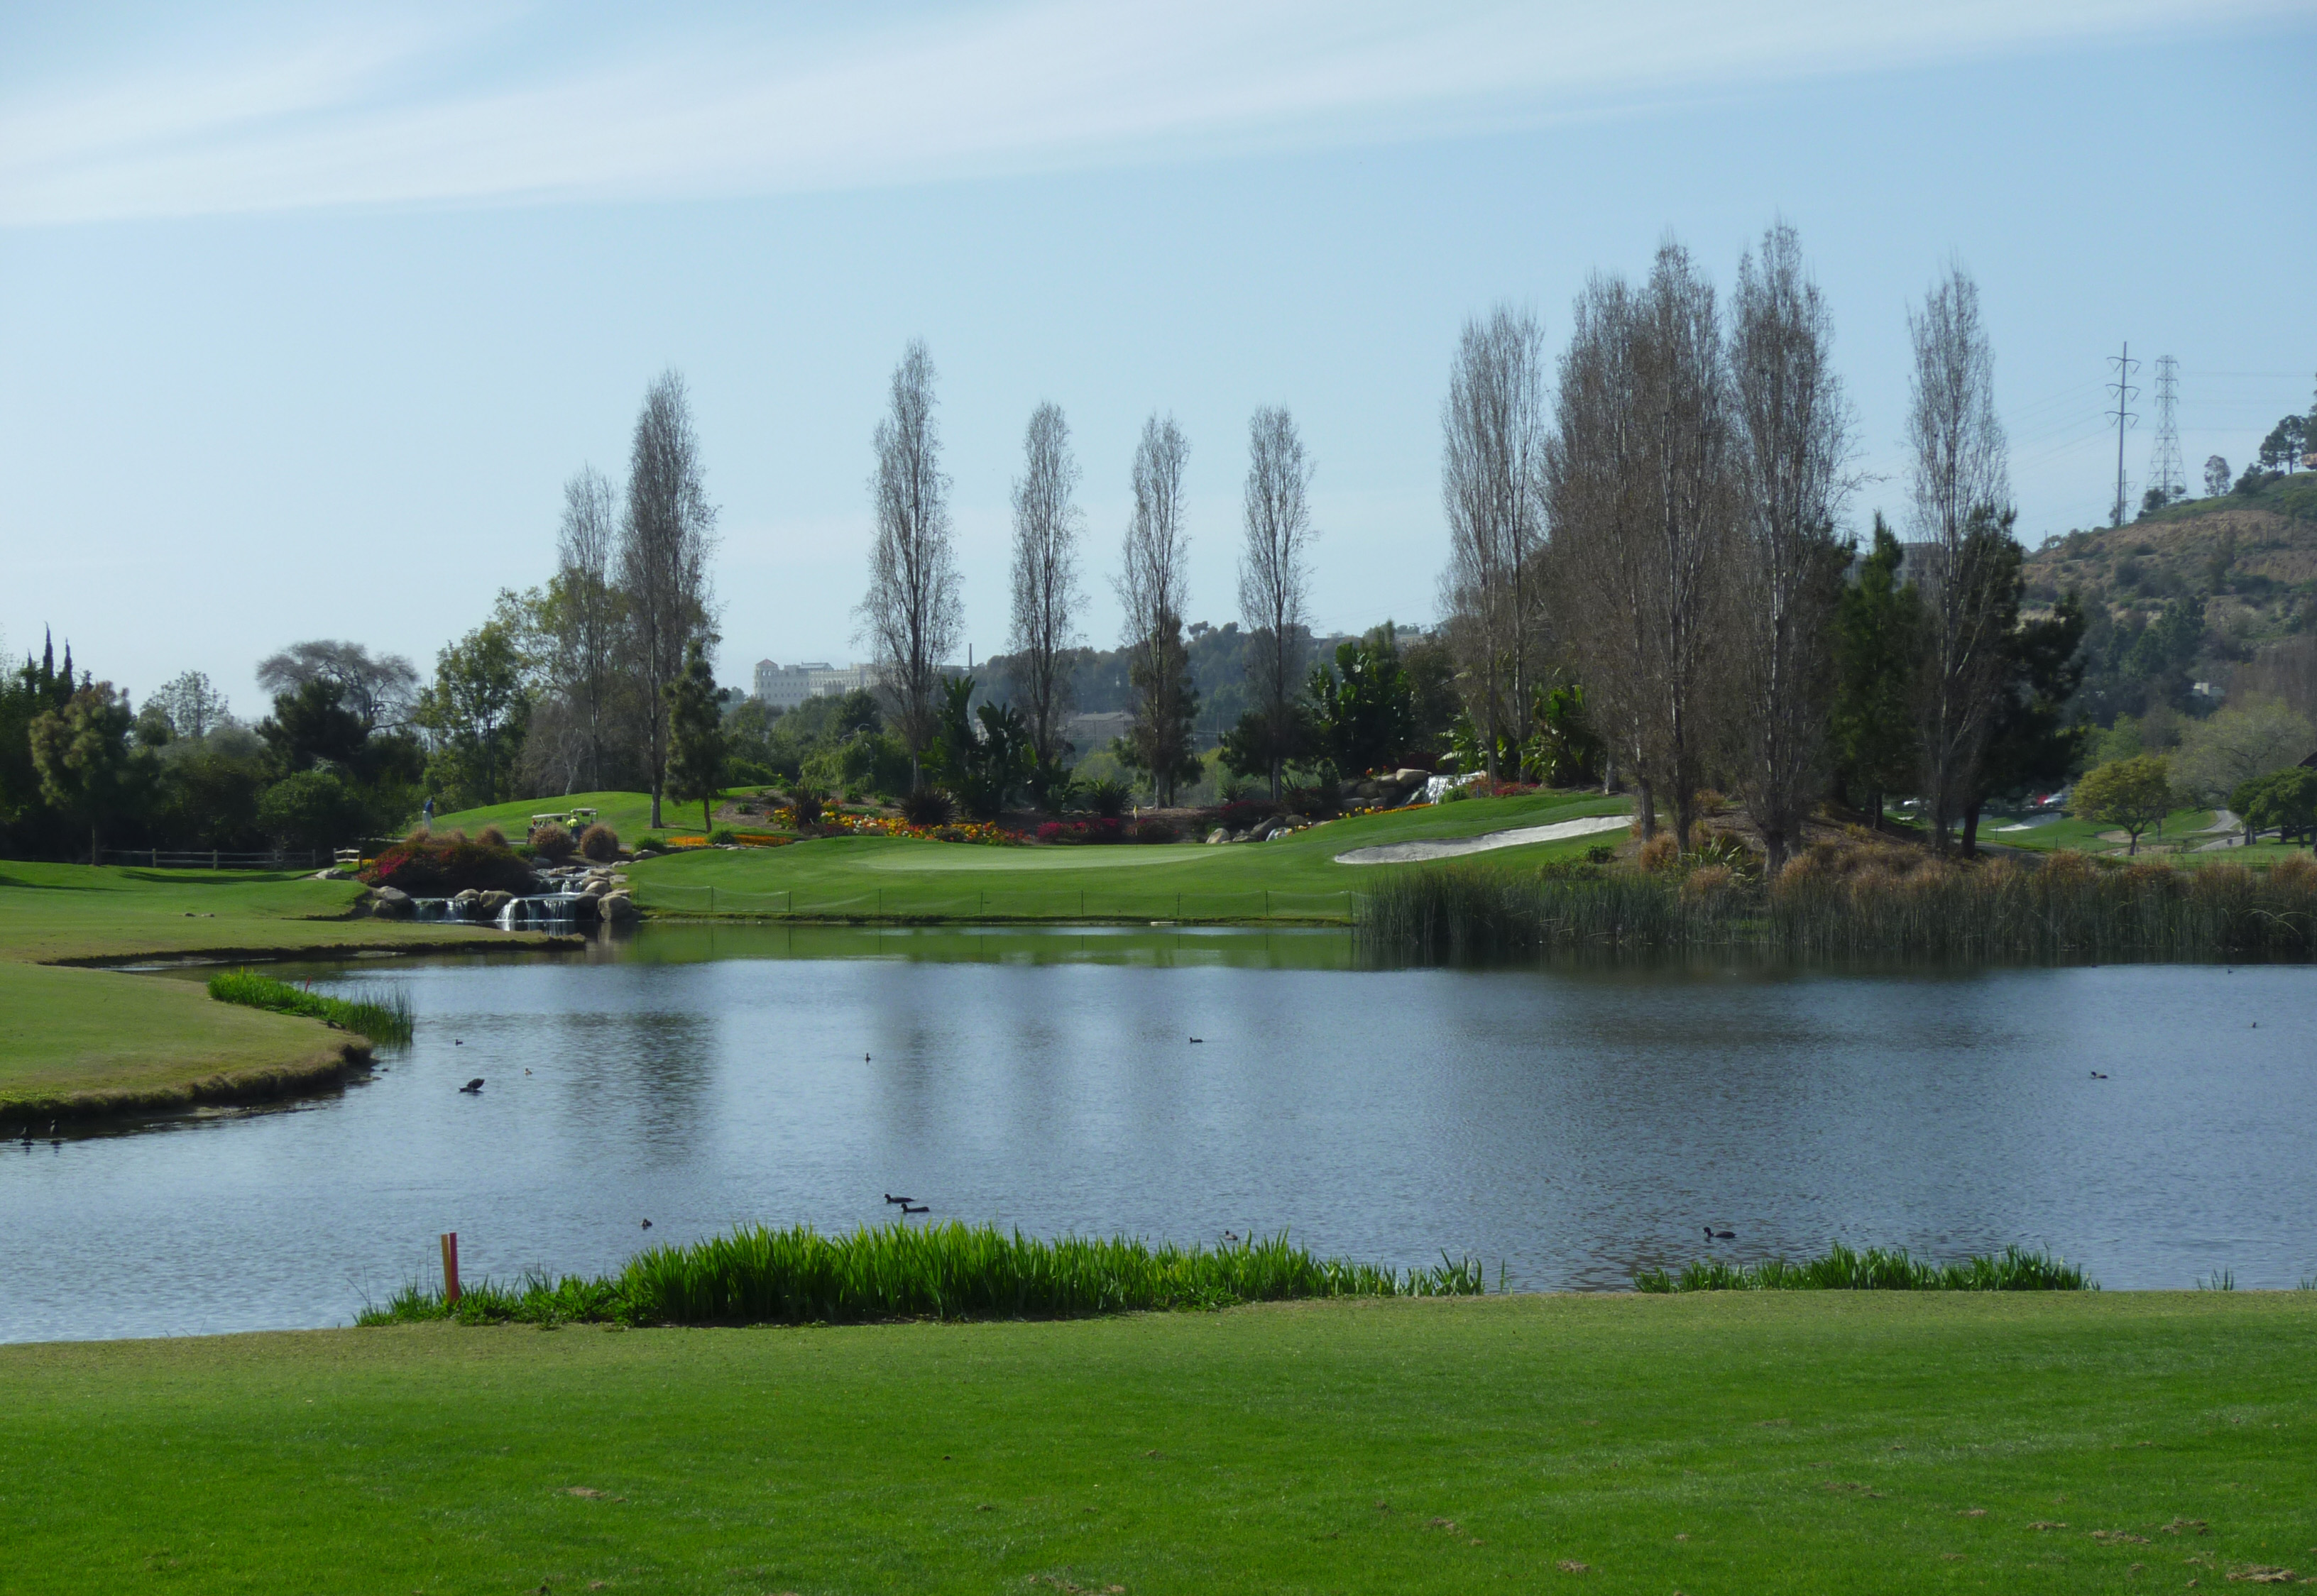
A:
[361, 1221, 1485, 1328]
[1361, 851, 2317, 962]
[1635, 1242, 2091, 1293]
[207, 968, 414, 1044]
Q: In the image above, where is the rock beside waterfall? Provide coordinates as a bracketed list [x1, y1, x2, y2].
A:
[598, 891, 638, 924]
[368, 886, 412, 918]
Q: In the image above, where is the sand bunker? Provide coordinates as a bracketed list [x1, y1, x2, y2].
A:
[1335, 813, 1631, 864]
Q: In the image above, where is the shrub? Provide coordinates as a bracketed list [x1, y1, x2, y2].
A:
[476, 825, 508, 847]
[579, 822, 620, 862]
[789, 788, 824, 826]
[1133, 818, 1178, 844]
[1036, 820, 1063, 842]
[1636, 833, 1680, 872]
[254, 769, 364, 852]
[707, 826, 739, 845]
[1283, 780, 1341, 817]
[900, 786, 958, 826]
[1217, 798, 1281, 831]
[361, 832, 535, 896]
[1585, 843, 1617, 864]
[530, 821, 575, 862]
[1084, 777, 1133, 818]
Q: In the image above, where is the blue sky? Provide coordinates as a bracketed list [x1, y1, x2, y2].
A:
[2, 1, 2312, 711]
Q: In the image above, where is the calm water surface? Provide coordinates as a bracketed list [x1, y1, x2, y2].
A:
[4, 925, 2311, 1342]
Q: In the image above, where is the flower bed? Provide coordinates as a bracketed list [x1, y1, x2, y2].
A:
[361, 832, 537, 896]
[771, 808, 1019, 845]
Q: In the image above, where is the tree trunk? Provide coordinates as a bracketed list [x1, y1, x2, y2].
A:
[1764, 829, 1789, 880]
[1635, 777, 1656, 842]
[703, 796, 713, 837]
[1961, 800, 1982, 859]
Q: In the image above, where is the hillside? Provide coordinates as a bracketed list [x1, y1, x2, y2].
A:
[2025, 473, 2317, 651]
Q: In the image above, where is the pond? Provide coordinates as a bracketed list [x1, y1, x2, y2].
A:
[4, 925, 2311, 1343]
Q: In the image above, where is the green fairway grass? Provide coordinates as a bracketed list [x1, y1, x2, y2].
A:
[627, 790, 1633, 922]
[428, 787, 757, 844]
[0, 862, 570, 1121]
[2, 1292, 2309, 1592]
[1986, 807, 2218, 856]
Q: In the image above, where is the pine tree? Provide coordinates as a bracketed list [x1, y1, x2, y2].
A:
[1830, 517, 1923, 828]
[663, 639, 727, 837]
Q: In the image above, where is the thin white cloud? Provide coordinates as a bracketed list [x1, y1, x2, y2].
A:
[0, 0, 2298, 224]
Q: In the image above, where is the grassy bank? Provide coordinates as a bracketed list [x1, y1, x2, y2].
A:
[362, 1222, 1485, 1327]
[1362, 852, 2317, 962]
[623, 790, 1631, 923]
[0, 861, 570, 1125]
[0, 961, 366, 1123]
[3, 1292, 2311, 1592]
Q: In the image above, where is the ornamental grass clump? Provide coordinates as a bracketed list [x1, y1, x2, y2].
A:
[358, 1221, 1483, 1328]
[207, 969, 414, 1045]
[579, 822, 620, 862]
[1633, 1242, 2090, 1293]
[1357, 844, 2317, 962]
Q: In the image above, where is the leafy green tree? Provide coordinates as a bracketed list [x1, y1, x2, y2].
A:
[29, 681, 144, 862]
[2071, 754, 2176, 854]
[1304, 628, 1418, 778]
[415, 615, 535, 810]
[663, 639, 728, 837]
[259, 678, 368, 773]
[1118, 619, 1200, 804]
[256, 769, 365, 853]
[1965, 590, 2088, 854]
[926, 676, 1034, 819]
[1220, 702, 1316, 788]
[2232, 766, 2317, 846]
[1831, 517, 1922, 827]
[1521, 681, 1604, 788]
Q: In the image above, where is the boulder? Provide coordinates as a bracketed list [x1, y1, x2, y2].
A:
[476, 890, 515, 917]
[1205, 828, 1229, 845]
[598, 891, 638, 924]
[368, 885, 412, 919]
[579, 877, 610, 898]
[451, 888, 481, 907]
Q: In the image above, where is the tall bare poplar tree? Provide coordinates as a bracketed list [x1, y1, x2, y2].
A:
[1548, 275, 1654, 826]
[1007, 402, 1083, 783]
[618, 370, 718, 827]
[1728, 223, 1855, 874]
[1905, 265, 2015, 853]
[1440, 307, 1549, 775]
[861, 339, 961, 789]
[1549, 245, 1732, 847]
[552, 465, 626, 791]
[1238, 404, 1315, 799]
[1117, 414, 1198, 805]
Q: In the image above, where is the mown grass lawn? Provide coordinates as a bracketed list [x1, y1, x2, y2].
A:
[2, 1292, 2310, 1593]
[1989, 808, 2220, 856]
[625, 791, 1632, 922]
[429, 788, 760, 846]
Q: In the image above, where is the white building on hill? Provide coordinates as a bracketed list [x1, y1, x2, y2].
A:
[752, 659, 882, 710]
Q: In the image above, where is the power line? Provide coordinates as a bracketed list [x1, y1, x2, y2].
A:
[2147, 354, 2183, 505]
[2105, 342, 2140, 528]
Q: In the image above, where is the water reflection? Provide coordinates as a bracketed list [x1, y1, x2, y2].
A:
[1, 928, 2311, 1341]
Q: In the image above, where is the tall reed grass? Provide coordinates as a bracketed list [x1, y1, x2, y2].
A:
[359, 1221, 1485, 1328]
[206, 969, 414, 1043]
[1359, 849, 2317, 962]
[1633, 1243, 2091, 1293]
